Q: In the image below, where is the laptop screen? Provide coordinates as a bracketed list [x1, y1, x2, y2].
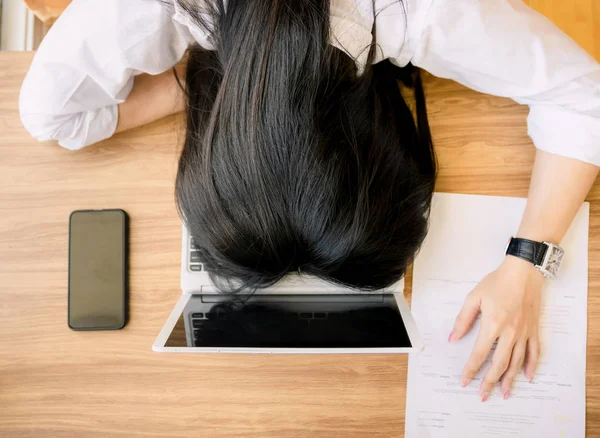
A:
[164, 294, 411, 348]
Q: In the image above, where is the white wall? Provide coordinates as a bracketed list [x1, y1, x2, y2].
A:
[1, 0, 38, 50]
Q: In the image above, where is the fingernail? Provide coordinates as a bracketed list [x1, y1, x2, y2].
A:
[448, 332, 455, 343]
[481, 392, 489, 402]
[502, 389, 509, 400]
[525, 372, 534, 382]
[461, 377, 471, 387]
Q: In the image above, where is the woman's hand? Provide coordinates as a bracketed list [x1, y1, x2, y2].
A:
[446, 150, 598, 402]
[449, 255, 544, 401]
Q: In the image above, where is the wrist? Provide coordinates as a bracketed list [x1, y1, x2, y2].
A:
[515, 229, 561, 245]
[516, 207, 563, 243]
[501, 254, 544, 279]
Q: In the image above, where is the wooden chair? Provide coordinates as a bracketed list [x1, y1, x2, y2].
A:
[22, 0, 71, 25]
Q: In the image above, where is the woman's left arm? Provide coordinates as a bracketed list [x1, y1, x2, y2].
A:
[449, 150, 598, 401]
[397, 0, 600, 400]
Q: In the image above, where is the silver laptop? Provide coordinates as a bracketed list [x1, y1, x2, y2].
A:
[153, 225, 423, 353]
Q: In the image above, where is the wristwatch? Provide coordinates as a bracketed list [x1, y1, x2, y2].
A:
[504, 237, 564, 279]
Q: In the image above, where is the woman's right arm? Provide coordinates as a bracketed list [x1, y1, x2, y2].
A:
[114, 61, 187, 134]
[19, 0, 198, 150]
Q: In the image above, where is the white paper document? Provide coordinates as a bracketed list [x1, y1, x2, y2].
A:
[405, 193, 589, 438]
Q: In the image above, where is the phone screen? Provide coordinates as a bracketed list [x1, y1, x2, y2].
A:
[69, 210, 127, 330]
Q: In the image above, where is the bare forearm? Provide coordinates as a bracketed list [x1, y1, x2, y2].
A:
[517, 150, 598, 243]
[115, 63, 186, 134]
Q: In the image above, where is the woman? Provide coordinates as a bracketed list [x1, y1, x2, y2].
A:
[20, 0, 600, 402]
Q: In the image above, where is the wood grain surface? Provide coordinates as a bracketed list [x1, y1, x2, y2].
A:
[1, 3, 599, 437]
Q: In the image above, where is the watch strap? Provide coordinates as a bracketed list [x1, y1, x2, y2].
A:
[505, 238, 547, 267]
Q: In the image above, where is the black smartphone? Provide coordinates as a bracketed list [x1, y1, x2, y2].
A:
[68, 209, 128, 330]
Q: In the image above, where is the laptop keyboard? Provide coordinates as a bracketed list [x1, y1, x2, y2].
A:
[189, 237, 206, 272]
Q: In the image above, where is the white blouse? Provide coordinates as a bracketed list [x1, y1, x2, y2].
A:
[19, 0, 600, 166]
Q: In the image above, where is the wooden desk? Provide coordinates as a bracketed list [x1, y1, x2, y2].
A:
[1, 11, 599, 438]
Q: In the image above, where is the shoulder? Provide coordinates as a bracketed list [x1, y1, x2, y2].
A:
[369, 0, 435, 66]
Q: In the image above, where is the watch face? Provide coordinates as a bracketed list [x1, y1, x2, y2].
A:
[545, 246, 564, 277]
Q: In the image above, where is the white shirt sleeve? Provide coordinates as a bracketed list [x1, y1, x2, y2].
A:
[401, 0, 600, 166]
[19, 0, 200, 150]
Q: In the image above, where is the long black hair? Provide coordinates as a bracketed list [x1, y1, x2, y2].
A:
[173, 0, 436, 293]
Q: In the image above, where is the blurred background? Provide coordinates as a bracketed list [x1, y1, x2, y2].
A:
[0, 0, 68, 50]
